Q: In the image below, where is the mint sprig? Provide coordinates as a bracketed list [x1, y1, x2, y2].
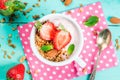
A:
[41, 45, 53, 52]
[0, 0, 26, 16]
[84, 16, 99, 27]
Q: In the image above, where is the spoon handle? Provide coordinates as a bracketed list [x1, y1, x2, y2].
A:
[89, 51, 101, 80]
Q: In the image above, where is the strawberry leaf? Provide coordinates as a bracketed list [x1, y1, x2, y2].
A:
[34, 21, 42, 31]
[41, 45, 53, 52]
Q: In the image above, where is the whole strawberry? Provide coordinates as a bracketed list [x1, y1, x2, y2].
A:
[6, 64, 25, 80]
[0, 0, 26, 16]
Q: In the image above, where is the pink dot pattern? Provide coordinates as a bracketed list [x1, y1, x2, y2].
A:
[18, 2, 118, 80]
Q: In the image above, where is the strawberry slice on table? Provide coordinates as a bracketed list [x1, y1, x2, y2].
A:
[40, 21, 57, 40]
[6, 64, 25, 80]
[53, 30, 71, 50]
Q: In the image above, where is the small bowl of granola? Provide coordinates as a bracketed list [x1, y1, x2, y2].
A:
[30, 14, 86, 67]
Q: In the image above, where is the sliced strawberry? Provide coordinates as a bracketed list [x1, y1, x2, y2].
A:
[7, 64, 25, 80]
[53, 30, 71, 50]
[40, 21, 57, 40]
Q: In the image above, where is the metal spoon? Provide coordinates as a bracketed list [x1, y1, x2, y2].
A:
[89, 29, 112, 80]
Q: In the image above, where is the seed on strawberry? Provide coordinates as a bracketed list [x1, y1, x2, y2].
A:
[53, 30, 71, 50]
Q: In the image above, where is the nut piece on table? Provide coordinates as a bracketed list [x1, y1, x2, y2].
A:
[61, 0, 72, 6]
[110, 17, 120, 24]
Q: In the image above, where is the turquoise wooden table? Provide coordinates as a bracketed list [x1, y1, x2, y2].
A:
[0, 0, 120, 80]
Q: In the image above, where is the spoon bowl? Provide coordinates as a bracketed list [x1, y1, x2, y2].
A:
[89, 29, 112, 80]
[97, 29, 112, 51]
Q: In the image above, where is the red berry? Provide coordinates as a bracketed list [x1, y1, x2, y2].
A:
[0, 0, 7, 9]
[40, 21, 57, 40]
[53, 30, 71, 50]
[7, 64, 25, 80]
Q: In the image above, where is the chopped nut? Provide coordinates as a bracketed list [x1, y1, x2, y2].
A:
[32, 15, 40, 20]
[79, 8, 83, 12]
[51, 10, 56, 14]
[67, 10, 71, 14]
[12, 27, 17, 31]
[93, 30, 98, 36]
[115, 39, 119, 43]
[9, 43, 16, 48]
[8, 39, 16, 48]
[80, 4, 83, 7]
[110, 17, 120, 24]
[115, 39, 120, 50]
[0, 18, 6, 23]
[3, 50, 7, 59]
[82, 68, 87, 73]
[32, 3, 40, 7]
[34, 70, 39, 74]
[61, 0, 65, 2]
[23, 8, 33, 15]
[24, 2, 28, 6]
[7, 55, 11, 59]
[38, 0, 40, 2]
[64, 0, 72, 6]
[26, 70, 31, 74]
[8, 39, 12, 44]
[20, 56, 26, 63]
[8, 34, 12, 38]
[11, 51, 15, 55]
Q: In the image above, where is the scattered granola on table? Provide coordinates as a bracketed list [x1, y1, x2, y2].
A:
[61, 0, 72, 6]
[32, 15, 40, 20]
[8, 34, 12, 38]
[7, 55, 12, 59]
[19, 56, 26, 63]
[11, 51, 15, 55]
[23, 8, 33, 15]
[32, 3, 40, 7]
[115, 38, 120, 50]
[51, 10, 56, 14]
[26, 70, 31, 74]
[0, 18, 6, 23]
[8, 39, 16, 48]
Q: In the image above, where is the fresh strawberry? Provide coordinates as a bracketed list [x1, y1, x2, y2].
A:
[40, 21, 57, 40]
[6, 64, 25, 80]
[0, 0, 7, 9]
[53, 30, 71, 50]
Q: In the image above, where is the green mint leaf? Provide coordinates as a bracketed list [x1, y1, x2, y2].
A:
[13, 1, 26, 10]
[84, 16, 99, 27]
[34, 21, 42, 30]
[5, 1, 14, 7]
[67, 44, 75, 55]
[41, 45, 53, 52]
[58, 24, 65, 30]
[0, 7, 14, 16]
